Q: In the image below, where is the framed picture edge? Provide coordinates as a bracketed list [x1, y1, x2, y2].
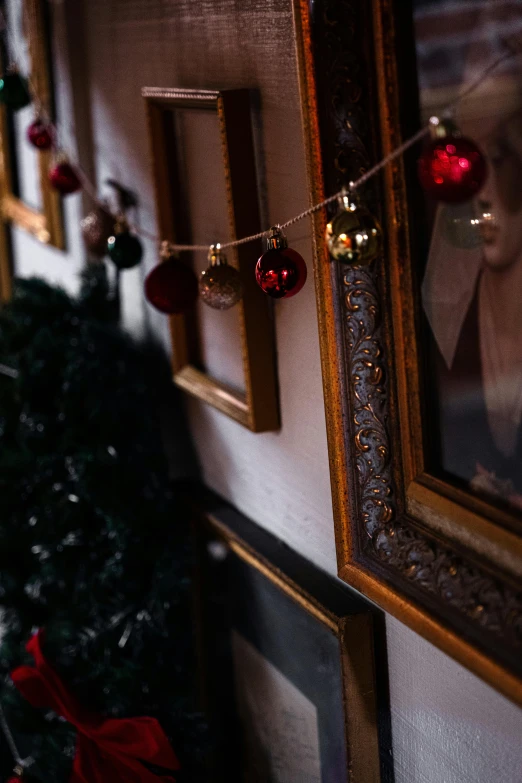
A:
[192, 491, 383, 783]
[142, 85, 280, 433]
[0, 217, 11, 301]
[0, 0, 64, 250]
[291, 0, 522, 706]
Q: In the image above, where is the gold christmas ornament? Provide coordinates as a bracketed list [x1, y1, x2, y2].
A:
[325, 190, 382, 265]
[199, 244, 242, 310]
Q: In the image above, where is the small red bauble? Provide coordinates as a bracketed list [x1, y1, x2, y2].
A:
[255, 227, 307, 299]
[49, 159, 81, 195]
[27, 118, 54, 150]
[418, 133, 487, 203]
[145, 247, 199, 314]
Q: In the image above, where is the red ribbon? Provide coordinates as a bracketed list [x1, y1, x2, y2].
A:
[11, 630, 180, 783]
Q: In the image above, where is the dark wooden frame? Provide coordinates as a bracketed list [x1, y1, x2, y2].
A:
[0, 0, 65, 302]
[293, 0, 522, 703]
[0, 0, 64, 251]
[142, 87, 279, 432]
[192, 488, 386, 783]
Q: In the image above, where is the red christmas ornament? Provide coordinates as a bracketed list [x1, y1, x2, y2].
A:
[49, 157, 81, 195]
[27, 118, 54, 150]
[255, 226, 307, 299]
[145, 243, 199, 314]
[418, 119, 487, 203]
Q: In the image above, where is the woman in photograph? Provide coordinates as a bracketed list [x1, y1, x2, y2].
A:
[422, 55, 522, 510]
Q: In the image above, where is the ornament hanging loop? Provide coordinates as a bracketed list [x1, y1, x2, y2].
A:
[114, 213, 129, 235]
[428, 114, 460, 140]
[338, 182, 358, 213]
[160, 240, 174, 260]
[208, 243, 227, 266]
[266, 226, 288, 251]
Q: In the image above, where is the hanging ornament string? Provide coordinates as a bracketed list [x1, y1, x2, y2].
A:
[134, 41, 515, 253]
[1, 9, 518, 254]
[140, 129, 428, 255]
[124, 39, 518, 253]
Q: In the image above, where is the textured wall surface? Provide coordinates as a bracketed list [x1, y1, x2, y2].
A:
[82, 0, 338, 573]
[386, 616, 522, 783]
[9, 1, 522, 780]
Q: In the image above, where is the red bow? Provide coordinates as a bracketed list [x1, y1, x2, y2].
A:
[11, 630, 180, 783]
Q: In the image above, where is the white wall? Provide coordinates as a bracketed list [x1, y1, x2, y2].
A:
[386, 616, 522, 783]
[10, 1, 522, 780]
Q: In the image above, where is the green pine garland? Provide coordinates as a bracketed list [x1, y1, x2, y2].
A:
[0, 269, 205, 782]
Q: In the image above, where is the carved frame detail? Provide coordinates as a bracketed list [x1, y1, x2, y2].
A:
[293, 0, 522, 702]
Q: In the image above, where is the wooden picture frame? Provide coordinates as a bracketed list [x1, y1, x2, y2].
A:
[0, 218, 10, 302]
[142, 87, 279, 432]
[0, 0, 64, 253]
[191, 487, 387, 783]
[293, 0, 522, 704]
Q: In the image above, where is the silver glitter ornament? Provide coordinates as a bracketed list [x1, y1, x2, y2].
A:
[199, 245, 242, 310]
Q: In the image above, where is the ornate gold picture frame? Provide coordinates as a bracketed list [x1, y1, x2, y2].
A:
[293, 0, 522, 704]
[192, 488, 386, 782]
[143, 87, 279, 432]
[0, 0, 64, 253]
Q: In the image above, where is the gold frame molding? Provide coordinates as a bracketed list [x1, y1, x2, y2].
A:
[142, 87, 279, 432]
[293, 0, 522, 705]
[0, 0, 64, 250]
[0, 219, 11, 301]
[194, 495, 382, 783]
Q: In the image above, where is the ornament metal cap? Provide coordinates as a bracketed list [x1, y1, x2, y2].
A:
[53, 150, 70, 165]
[160, 240, 175, 260]
[266, 226, 288, 251]
[337, 183, 360, 213]
[208, 243, 227, 266]
[114, 214, 129, 235]
[429, 115, 460, 140]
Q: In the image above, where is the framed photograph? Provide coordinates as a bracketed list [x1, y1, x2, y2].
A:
[142, 87, 279, 432]
[0, 0, 64, 252]
[292, 0, 522, 703]
[192, 488, 387, 783]
[415, 0, 522, 515]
